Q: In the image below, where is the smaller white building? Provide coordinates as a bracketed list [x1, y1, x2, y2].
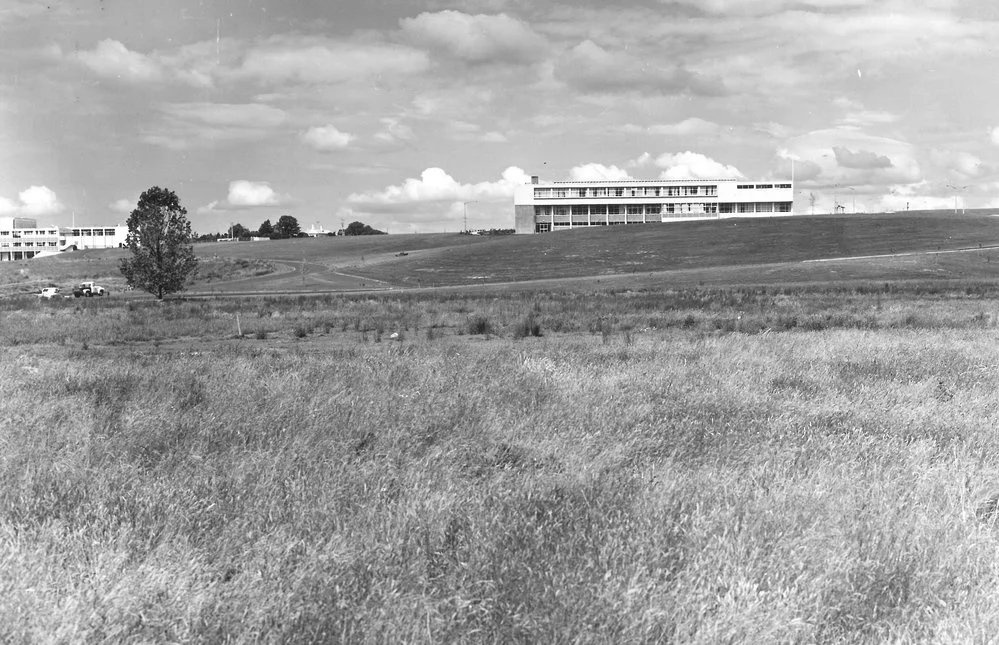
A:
[0, 217, 128, 261]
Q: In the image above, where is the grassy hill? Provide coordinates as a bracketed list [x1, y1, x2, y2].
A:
[346, 213, 999, 287]
[7, 212, 999, 295]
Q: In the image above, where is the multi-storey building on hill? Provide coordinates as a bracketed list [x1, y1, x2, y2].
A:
[0, 217, 128, 261]
[514, 176, 794, 234]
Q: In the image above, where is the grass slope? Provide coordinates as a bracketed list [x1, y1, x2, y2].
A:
[349, 213, 999, 287]
[6, 212, 999, 296]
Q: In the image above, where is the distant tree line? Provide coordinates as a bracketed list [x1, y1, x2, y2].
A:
[460, 228, 515, 236]
[343, 221, 386, 236]
[195, 217, 387, 242]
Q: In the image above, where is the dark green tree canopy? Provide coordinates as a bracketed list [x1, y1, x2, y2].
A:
[344, 221, 386, 236]
[258, 219, 274, 237]
[230, 223, 249, 239]
[274, 215, 301, 238]
[119, 186, 199, 299]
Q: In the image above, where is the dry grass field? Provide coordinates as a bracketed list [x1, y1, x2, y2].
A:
[5, 284, 999, 642]
[7, 215, 999, 641]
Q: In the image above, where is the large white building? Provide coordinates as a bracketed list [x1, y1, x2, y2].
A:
[514, 176, 795, 234]
[0, 217, 128, 261]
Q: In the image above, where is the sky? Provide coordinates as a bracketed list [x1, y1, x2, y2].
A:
[2, 0, 999, 234]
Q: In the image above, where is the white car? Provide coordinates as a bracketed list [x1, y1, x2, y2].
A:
[76, 281, 106, 296]
[38, 287, 61, 299]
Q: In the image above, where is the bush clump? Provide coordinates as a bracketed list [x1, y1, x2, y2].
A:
[466, 314, 494, 335]
[513, 313, 542, 339]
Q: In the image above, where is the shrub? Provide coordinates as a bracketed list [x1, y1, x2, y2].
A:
[466, 314, 493, 335]
[513, 314, 542, 339]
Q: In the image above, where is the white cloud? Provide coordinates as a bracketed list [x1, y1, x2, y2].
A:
[340, 167, 531, 233]
[640, 152, 745, 180]
[6, 186, 65, 217]
[400, 11, 547, 64]
[990, 126, 999, 146]
[228, 180, 287, 207]
[569, 163, 633, 181]
[0, 186, 64, 217]
[929, 149, 986, 178]
[0, 196, 18, 215]
[374, 117, 416, 145]
[880, 181, 957, 212]
[626, 118, 721, 137]
[197, 181, 292, 213]
[110, 198, 136, 214]
[782, 128, 922, 187]
[75, 39, 162, 82]
[347, 166, 530, 211]
[555, 40, 723, 96]
[301, 125, 354, 152]
[232, 36, 429, 85]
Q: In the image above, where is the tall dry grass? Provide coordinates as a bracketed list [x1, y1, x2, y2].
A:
[4, 290, 999, 641]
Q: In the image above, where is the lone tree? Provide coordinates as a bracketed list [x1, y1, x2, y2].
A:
[274, 214, 301, 238]
[119, 186, 199, 299]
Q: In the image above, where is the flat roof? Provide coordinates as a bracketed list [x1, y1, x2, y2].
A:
[536, 179, 788, 185]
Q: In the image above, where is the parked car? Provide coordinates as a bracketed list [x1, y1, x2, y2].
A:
[73, 281, 107, 297]
[38, 287, 61, 299]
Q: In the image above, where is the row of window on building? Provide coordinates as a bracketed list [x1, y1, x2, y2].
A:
[0, 241, 59, 248]
[737, 183, 792, 190]
[0, 228, 118, 237]
[534, 202, 792, 218]
[534, 185, 720, 199]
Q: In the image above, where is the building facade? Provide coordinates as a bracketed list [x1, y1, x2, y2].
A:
[514, 177, 794, 234]
[0, 217, 129, 261]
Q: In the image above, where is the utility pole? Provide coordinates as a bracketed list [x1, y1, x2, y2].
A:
[946, 184, 969, 214]
[462, 200, 478, 233]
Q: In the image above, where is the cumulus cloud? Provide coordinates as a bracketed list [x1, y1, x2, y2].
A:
[347, 166, 530, 212]
[782, 128, 922, 188]
[227, 181, 288, 207]
[555, 40, 724, 96]
[833, 146, 894, 169]
[110, 198, 136, 214]
[400, 11, 547, 64]
[301, 125, 354, 152]
[341, 166, 531, 233]
[2, 186, 65, 217]
[633, 152, 745, 180]
[75, 39, 162, 82]
[197, 181, 292, 214]
[0, 186, 64, 217]
[231, 36, 429, 85]
[569, 163, 633, 181]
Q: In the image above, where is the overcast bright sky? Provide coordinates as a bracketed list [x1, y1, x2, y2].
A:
[2, 0, 999, 233]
